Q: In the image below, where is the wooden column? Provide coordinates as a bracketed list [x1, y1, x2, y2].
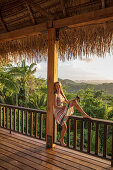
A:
[46, 28, 58, 148]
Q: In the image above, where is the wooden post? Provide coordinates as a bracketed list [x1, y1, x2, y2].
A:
[0, 106, 2, 127]
[46, 28, 58, 148]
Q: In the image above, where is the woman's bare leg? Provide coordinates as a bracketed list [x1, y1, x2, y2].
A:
[71, 100, 91, 118]
[60, 124, 67, 146]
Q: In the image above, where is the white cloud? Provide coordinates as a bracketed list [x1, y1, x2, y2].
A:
[33, 54, 113, 81]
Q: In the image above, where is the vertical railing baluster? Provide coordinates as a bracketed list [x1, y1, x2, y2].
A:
[35, 113, 38, 138]
[22, 110, 24, 134]
[45, 114, 46, 141]
[103, 124, 107, 158]
[3, 107, 5, 128]
[87, 120, 91, 153]
[30, 112, 33, 136]
[67, 118, 70, 147]
[39, 113, 43, 139]
[10, 108, 12, 134]
[80, 120, 84, 151]
[26, 111, 28, 135]
[18, 110, 20, 132]
[0, 106, 2, 127]
[14, 108, 16, 131]
[73, 119, 77, 149]
[95, 122, 99, 155]
[6, 107, 9, 129]
[111, 126, 113, 167]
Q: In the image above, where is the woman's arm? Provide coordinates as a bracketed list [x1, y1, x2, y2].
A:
[64, 99, 69, 104]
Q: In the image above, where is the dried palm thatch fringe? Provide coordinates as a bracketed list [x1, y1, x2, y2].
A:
[0, 22, 113, 64]
[59, 23, 113, 61]
[0, 33, 48, 64]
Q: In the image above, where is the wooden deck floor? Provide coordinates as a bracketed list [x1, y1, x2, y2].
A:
[0, 128, 112, 170]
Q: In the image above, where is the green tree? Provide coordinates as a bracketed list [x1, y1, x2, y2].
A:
[78, 88, 108, 119]
[0, 65, 19, 104]
[28, 78, 47, 110]
[9, 60, 37, 106]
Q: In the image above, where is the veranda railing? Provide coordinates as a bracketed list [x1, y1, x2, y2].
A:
[0, 103, 113, 166]
[55, 115, 113, 166]
[0, 103, 46, 140]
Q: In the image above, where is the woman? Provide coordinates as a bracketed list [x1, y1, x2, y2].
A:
[54, 81, 91, 146]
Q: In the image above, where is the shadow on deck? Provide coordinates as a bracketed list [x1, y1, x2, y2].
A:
[0, 128, 112, 170]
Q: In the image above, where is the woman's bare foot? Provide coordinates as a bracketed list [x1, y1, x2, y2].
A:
[73, 96, 80, 102]
[60, 139, 66, 146]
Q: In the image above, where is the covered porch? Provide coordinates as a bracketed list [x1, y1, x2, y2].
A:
[0, 0, 113, 169]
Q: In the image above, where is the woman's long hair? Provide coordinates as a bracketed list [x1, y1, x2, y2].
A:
[54, 82, 67, 100]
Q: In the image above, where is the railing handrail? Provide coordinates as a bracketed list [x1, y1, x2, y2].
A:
[1, 103, 113, 124]
[0, 103, 46, 114]
[70, 115, 113, 125]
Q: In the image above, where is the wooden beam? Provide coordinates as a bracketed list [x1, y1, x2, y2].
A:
[101, 0, 105, 8]
[60, 0, 66, 17]
[24, 0, 36, 25]
[0, 22, 47, 42]
[0, 6, 113, 42]
[0, 13, 8, 32]
[46, 28, 58, 148]
[53, 6, 113, 28]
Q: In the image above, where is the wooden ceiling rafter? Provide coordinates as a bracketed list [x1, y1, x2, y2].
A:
[24, 0, 36, 25]
[32, 0, 53, 20]
[0, 13, 8, 32]
[60, 0, 66, 17]
[101, 0, 105, 8]
[0, 6, 113, 42]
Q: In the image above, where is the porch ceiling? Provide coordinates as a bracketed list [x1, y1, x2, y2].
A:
[0, 0, 113, 62]
[0, 0, 113, 39]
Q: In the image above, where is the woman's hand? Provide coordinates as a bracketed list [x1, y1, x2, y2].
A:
[64, 99, 69, 104]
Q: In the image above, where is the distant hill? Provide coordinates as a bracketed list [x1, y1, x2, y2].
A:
[59, 78, 113, 95]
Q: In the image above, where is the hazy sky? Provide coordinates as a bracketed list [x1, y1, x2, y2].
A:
[34, 54, 113, 81]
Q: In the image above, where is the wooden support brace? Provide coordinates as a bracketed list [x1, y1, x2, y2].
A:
[60, 0, 66, 17]
[0, 14, 8, 32]
[24, 0, 36, 25]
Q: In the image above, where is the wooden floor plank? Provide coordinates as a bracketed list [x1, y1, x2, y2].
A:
[0, 136, 108, 170]
[0, 131, 110, 170]
[0, 136, 93, 170]
[0, 159, 21, 170]
[0, 147, 61, 170]
[0, 151, 34, 170]
[1, 129, 110, 165]
[0, 128, 111, 170]
[0, 142, 49, 170]
[0, 166, 7, 170]
[0, 141, 80, 170]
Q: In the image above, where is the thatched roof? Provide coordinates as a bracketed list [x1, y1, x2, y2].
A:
[0, 0, 113, 63]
